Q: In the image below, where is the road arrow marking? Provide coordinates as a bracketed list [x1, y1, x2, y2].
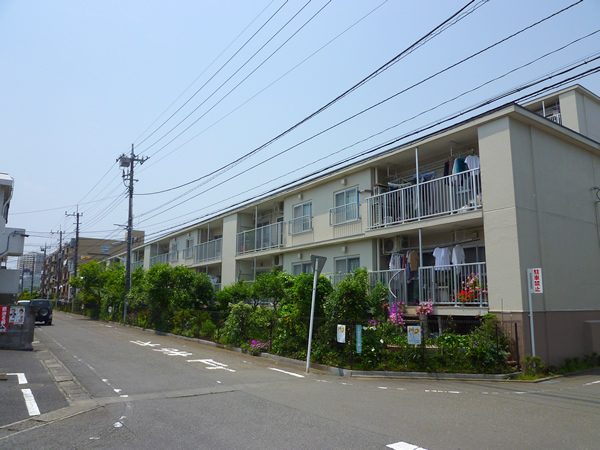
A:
[130, 340, 160, 347]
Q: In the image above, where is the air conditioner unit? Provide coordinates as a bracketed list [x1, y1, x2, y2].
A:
[273, 201, 284, 213]
[383, 236, 406, 254]
[272, 255, 281, 266]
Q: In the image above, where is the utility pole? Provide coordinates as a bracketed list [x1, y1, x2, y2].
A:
[30, 255, 35, 296]
[66, 209, 82, 313]
[55, 230, 63, 307]
[117, 144, 147, 324]
[40, 244, 48, 298]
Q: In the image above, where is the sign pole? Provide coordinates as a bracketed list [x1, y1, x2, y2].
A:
[526, 268, 541, 357]
[306, 255, 326, 373]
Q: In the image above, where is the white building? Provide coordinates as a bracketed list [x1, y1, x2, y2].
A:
[0, 174, 26, 304]
[112, 84, 600, 366]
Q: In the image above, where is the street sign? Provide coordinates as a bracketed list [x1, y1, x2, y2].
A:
[407, 326, 422, 345]
[528, 268, 543, 293]
[337, 324, 346, 343]
[310, 255, 327, 276]
[356, 325, 362, 354]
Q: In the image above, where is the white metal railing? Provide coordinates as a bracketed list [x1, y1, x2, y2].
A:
[420, 262, 487, 306]
[366, 168, 482, 229]
[169, 250, 179, 263]
[329, 202, 359, 226]
[150, 253, 169, 267]
[194, 239, 222, 263]
[548, 113, 562, 124]
[183, 247, 194, 260]
[288, 215, 313, 235]
[236, 222, 283, 254]
[131, 260, 144, 270]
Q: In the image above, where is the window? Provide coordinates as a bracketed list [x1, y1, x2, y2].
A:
[334, 256, 360, 274]
[291, 201, 312, 234]
[331, 187, 359, 225]
[184, 238, 194, 259]
[292, 262, 313, 276]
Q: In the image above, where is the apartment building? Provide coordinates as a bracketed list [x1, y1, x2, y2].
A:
[114, 84, 600, 366]
[0, 173, 26, 304]
[42, 231, 144, 300]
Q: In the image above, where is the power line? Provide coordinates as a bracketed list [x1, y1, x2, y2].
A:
[135, 0, 484, 209]
[135, 0, 292, 153]
[135, 0, 580, 220]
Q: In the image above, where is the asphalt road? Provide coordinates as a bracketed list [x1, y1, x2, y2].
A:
[1, 311, 599, 449]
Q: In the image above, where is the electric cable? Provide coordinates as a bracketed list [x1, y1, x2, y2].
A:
[138, 0, 389, 175]
[137, 63, 600, 238]
[136, 0, 291, 152]
[135, 0, 485, 203]
[136, 2, 586, 220]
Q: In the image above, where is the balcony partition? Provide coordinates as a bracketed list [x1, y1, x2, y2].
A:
[194, 238, 222, 263]
[366, 168, 481, 229]
[236, 222, 283, 255]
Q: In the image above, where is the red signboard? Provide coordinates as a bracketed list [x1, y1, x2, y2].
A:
[0, 306, 8, 333]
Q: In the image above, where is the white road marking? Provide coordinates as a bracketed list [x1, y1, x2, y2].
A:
[7, 373, 27, 384]
[113, 422, 123, 428]
[378, 386, 388, 390]
[584, 380, 600, 386]
[114, 389, 122, 393]
[268, 368, 304, 378]
[153, 348, 193, 357]
[21, 389, 40, 416]
[387, 441, 427, 450]
[130, 340, 160, 347]
[187, 359, 235, 372]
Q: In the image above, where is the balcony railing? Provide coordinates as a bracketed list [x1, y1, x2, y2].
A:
[194, 239, 222, 263]
[366, 168, 482, 229]
[420, 262, 487, 306]
[169, 250, 179, 263]
[131, 260, 144, 270]
[288, 215, 313, 235]
[329, 263, 487, 307]
[150, 253, 169, 267]
[236, 222, 283, 255]
[329, 202, 359, 226]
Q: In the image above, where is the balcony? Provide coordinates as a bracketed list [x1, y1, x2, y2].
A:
[329, 263, 487, 307]
[329, 203, 359, 226]
[150, 253, 169, 267]
[420, 262, 487, 306]
[366, 169, 481, 230]
[194, 239, 222, 263]
[237, 222, 283, 255]
[288, 215, 312, 235]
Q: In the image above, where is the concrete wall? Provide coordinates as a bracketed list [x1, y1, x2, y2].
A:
[559, 89, 600, 143]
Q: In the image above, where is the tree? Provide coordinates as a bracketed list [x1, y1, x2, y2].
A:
[251, 268, 293, 311]
[68, 260, 105, 311]
[324, 268, 371, 324]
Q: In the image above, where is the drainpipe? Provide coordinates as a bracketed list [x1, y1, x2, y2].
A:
[592, 187, 600, 247]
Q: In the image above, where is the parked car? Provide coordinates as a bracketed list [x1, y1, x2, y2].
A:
[17, 299, 53, 325]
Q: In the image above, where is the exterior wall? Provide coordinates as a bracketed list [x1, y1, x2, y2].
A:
[559, 89, 600, 142]
[481, 113, 600, 362]
[478, 117, 524, 313]
[286, 169, 371, 248]
[284, 239, 375, 276]
[221, 215, 238, 286]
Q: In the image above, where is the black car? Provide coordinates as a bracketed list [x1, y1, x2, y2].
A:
[17, 299, 53, 325]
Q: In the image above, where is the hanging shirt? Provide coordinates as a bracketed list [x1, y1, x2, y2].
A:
[465, 154, 480, 175]
[407, 251, 419, 272]
[452, 244, 465, 265]
[433, 247, 451, 269]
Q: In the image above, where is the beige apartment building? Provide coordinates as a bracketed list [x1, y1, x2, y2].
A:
[115, 84, 600, 366]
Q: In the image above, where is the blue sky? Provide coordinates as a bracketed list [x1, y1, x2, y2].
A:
[2, 0, 599, 262]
